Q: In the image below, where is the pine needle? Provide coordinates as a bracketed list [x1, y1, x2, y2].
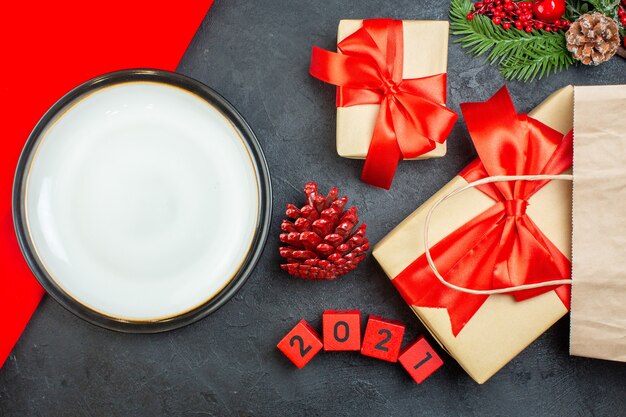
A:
[584, 0, 620, 19]
[449, 0, 576, 82]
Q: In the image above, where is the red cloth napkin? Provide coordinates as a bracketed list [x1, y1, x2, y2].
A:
[0, 0, 213, 367]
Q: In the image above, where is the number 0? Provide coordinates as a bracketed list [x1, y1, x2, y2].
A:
[334, 321, 350, 342]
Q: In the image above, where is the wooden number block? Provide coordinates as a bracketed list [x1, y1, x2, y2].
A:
[360, 315, 406, 362]
[322, 310, 361, 351]
[277, 319, 323, 369]
[398, 336, 443, 384]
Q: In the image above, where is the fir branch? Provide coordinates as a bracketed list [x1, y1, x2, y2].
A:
[565, 0, 588, 20]
[450, 0, 575, 81]
[500, 47, 576, 82]
[566, 0, 620, 20]
[584, 0, 620, 18]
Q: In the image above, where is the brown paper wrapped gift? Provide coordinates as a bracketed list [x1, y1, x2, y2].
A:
[373, 86, 574, 384]
[336, 19, 450, 159]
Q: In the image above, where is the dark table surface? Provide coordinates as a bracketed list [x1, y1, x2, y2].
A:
[2, 1, 626, 416]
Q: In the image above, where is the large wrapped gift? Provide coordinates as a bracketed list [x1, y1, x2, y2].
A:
[310, 19, 458, 189]
[373, 86, 574, 384]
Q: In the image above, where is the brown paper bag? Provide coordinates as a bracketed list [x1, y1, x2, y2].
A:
[570, 85, 626, 362]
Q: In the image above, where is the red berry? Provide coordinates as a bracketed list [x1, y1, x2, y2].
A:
[621, 16, 626, 25]
[525, 25, 533, 32]
[535, 22, 544, 29]
[532, 0, 566, 23]
[544, 26, 552, 32]
[492, 16, 502, 24]
[502, 22, 511, 29]
[467, 13, 475, 20]
[515, 21, 524, 29]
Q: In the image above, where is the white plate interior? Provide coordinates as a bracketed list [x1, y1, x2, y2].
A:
[24, 81, 259, 321]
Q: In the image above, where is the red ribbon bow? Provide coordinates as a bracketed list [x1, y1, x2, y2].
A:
[310, 19, 458, 189]
[392, 86, 572, 336]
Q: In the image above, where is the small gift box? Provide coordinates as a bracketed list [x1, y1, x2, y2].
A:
[310, 19, 457, 189]
[373, 86, 574, 384]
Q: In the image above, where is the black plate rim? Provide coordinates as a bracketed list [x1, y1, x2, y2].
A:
[12, 69, 272, 333]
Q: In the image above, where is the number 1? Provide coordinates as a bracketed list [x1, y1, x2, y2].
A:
[413, 352, 432, 369]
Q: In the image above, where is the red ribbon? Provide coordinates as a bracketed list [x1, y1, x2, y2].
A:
[310, 19, 458, 189]
[392, 86, 572, 336]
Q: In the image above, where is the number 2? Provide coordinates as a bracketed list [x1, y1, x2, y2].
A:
[289, 335, 312, 357]
[375, 329, 392, 352]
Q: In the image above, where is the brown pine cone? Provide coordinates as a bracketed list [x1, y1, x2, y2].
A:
[566, 12, 620, 65]
[279, 182, 369, 280]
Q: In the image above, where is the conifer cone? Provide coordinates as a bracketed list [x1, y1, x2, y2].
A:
[566, 12, 620, 65]
[279, 182, 369, 280]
